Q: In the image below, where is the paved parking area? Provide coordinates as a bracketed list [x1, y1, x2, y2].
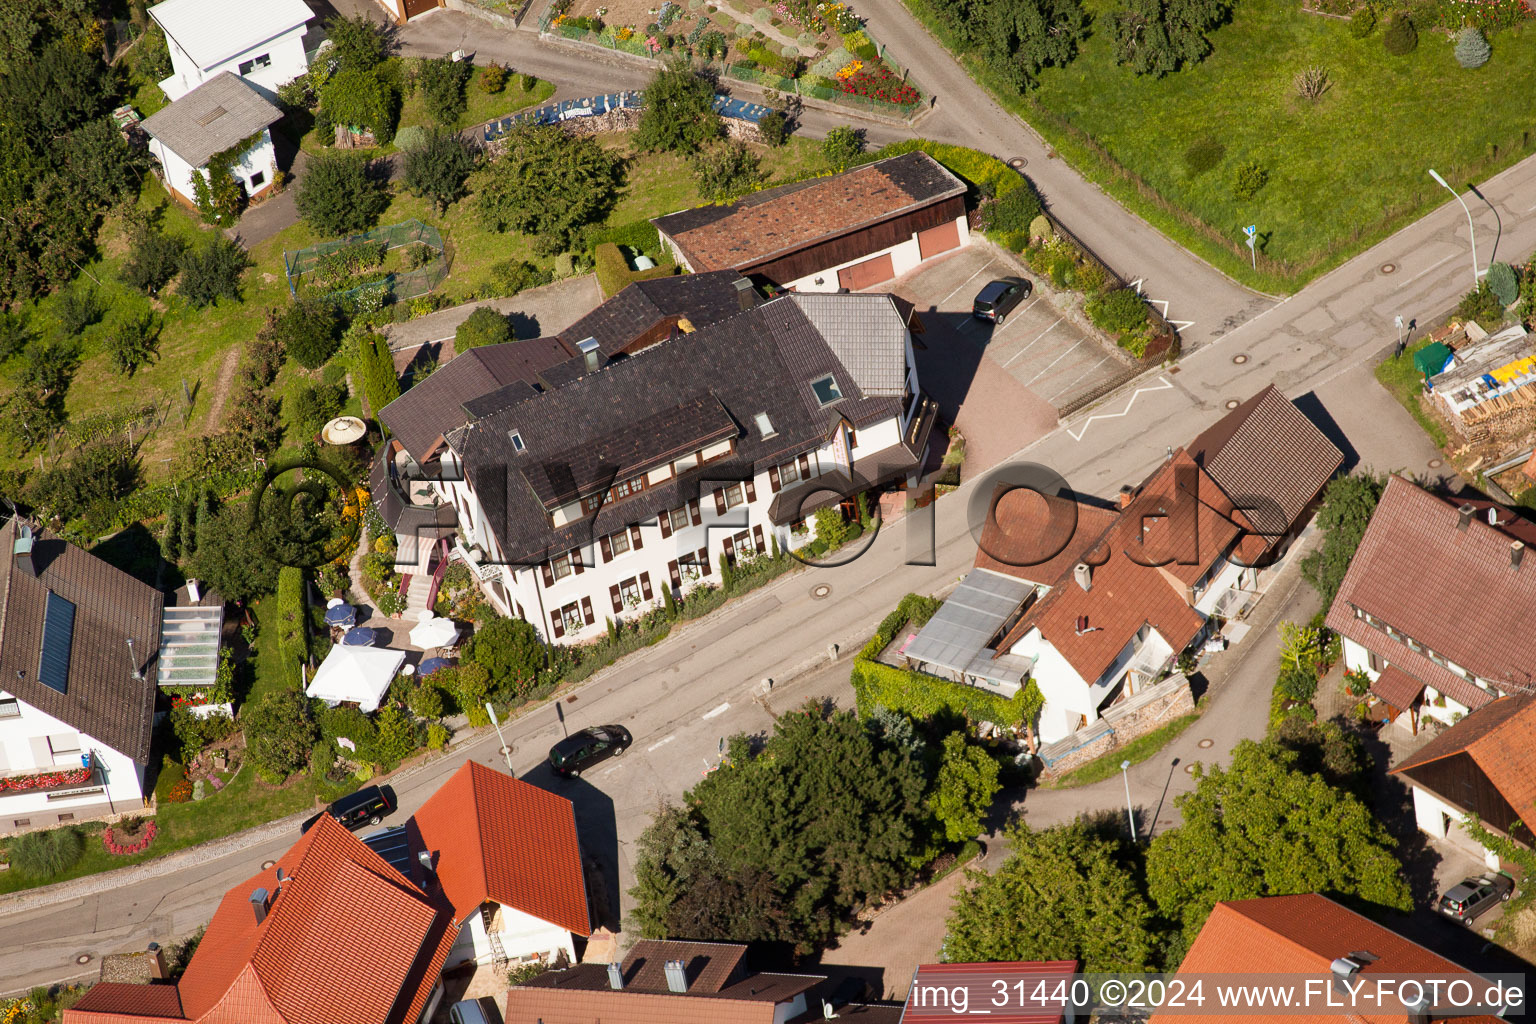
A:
[885, 243, 1130, 472]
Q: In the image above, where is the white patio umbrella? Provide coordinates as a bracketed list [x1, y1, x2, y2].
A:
[305, 646, 406, 713]
[409, 615, 460, 650]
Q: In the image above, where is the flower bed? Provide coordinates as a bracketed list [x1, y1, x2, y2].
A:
[103, 820, 159, 855]
[838, 60, 918, 105]
[0, 764, 92, 792]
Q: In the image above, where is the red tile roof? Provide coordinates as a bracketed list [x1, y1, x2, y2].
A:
[66, 815, 456, 1024]
[903, 962, 1075, 1024]
[67, 984, 184, 1023]
[973, 485, 1119, 587]
[1390, 695, 1536, 826]
[1369, 664, 1426, 711]
[1323, 475, 1536, 704]
[411, 760, 591, 934]
[1155, 894, 1500, 1024]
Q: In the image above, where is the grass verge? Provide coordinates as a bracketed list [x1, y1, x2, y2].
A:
[1046, 712, 1199, 789]
[1373, 338, 1450, 450]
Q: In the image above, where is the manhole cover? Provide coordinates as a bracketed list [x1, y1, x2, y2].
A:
[810, 584, 832, 600]
[1232, 353, 1249, 364]
[1380, 262, 1397, 275]
[1225, 399, 1240, 410]
[566, 694, 578, 702]
[1428, 458, 1443, 468]
[260, 859, 276, 870]
[1197, 738, 1214, 749]
[76, 954, 92, 965]
[1008, 156, 1027, 169]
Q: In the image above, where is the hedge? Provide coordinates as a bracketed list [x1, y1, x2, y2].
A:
[851, 658, 1037, 727]
[276, 567, 308, 685]
[594, 242, 678, 298]
[871, 139, 1039, 206]
[586, 219, 661, 257]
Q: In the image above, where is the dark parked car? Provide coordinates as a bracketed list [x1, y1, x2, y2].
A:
[1437, 872, 1514, 925]
[300, 785, 397, 834]
[972, 277, 1032, 324]
[549, 725, 633, 777]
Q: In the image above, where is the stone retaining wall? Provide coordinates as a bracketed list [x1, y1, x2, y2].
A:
[1037, 674, 1196, 777]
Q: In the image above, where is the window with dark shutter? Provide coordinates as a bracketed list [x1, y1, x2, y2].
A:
[689, 500, 702, 526]
[713, 488, 727, 516]
[659, 512, 672, 538]
[610, 585, 623, 613]
[551, 611, 565, 638]
[753, 525, 764, 551]
[640, 573, 653, 601]
[723, 536, 735, 560]
[581, 597, 594, 625]
[769, 465, 781, 492]
[541, 563, 554, 588]
[699, 547, 711, 574]
[669, 559, 681, 588]
[799, 454, 810, 476]
[630, 525, 643, 550]
[572, 548, 584, 574]
[745, 478, 757, 502]
[601, 536, 613, 562]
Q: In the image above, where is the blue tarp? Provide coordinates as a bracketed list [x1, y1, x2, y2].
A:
[482, 91, 767, 141]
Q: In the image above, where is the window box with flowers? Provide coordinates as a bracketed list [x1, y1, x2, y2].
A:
[0, 756, 95, 794]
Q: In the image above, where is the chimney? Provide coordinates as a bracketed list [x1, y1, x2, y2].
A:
[578, 337, 601, 374]
[417, 849, 436, 886]
[147, 942, 166, 980]
[663, 959, 688, 994]
[1457, 503, 1475, 530]
[1073, 562, 1092, 592]
[607, 962, 624, 990]
[1118, 485, 1135, 509]
[1329, 956, 1362, 996]
[13, 523, 35, 578]
[249, 887, 270, 925]
[732, 276, 758, 310]
[1513, 541, 1525, 570]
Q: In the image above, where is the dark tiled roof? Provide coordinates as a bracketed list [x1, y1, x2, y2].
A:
[140, 72, 281, 167]
[653, 152, 966, 272]
[379, 338, 573, 461]
[1390, 696, 1536, 823]
[454, 294, 910, 565]
[558, 270, 753, 359]
[1185, 384, 1342, 542]
[0, 517, 163, 762]
[1322, 475, 1536, 697]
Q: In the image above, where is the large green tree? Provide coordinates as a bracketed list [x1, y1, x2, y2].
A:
[323, 14, 391, 72]
[242, 689, 319, 778]
[929, 732, 1002, 842]
[295, 151, 391, 236]
[1111, 0, 1233, 77]
[635, 61, 721, 154]
[402, 127, 475, 213]
[475, 124, 620, 253]
[981, 0, 1091, 88]
[1299, 472, 1385, 608]
[945, 819, 1157, 971]
[465, 616, 545, 696]
[1146, 738, 1412, 942]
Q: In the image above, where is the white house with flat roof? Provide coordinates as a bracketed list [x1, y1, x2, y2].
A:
[149, 0, 314, 102]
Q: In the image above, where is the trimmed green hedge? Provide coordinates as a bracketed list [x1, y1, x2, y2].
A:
[872, 139, 1039, 204]
[586, 219, 662, 256]
[276, 567, 307, 686]
[594, 242, 677, 298]
[857, 591, 944, 660]
[852, 658, 1037, 726]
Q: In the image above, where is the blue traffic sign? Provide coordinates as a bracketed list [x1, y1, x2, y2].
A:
[1243, 224, 1257, 237]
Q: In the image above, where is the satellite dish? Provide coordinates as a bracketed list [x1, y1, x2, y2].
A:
[822, 1000, 837, 1020]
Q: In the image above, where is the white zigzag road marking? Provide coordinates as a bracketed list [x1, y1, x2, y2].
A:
[1128, 279, 1191, 330]
[1067, 376, 1175, 442]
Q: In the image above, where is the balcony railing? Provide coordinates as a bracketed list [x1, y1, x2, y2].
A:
[1126, 646, 1174, 681]
[0, 753, 98, 796]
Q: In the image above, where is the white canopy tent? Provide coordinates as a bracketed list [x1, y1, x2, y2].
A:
[409, 615, 460, 650]
[305, 645, 407, 713]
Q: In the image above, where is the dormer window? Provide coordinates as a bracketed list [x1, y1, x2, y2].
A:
[754, 412, 775, 437]
[508, 430, 525, 453]
[811, 375, 842, 406]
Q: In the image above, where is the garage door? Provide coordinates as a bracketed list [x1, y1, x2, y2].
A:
[836, 253, 895, 291]
[403, 0, 440, 18]
[917, 220, 961, 259]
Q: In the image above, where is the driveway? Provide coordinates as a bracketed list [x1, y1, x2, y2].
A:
[384, 274, 604, 363]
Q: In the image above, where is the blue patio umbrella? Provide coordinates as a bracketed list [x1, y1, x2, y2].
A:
[341, 626, 378, 646]
[417, 657, 454, 676]
[324, 603, 356, 627]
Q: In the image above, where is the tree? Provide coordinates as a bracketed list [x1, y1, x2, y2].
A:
[178, 237, 250, 308]
[403, 127, 475, 213]
[289, 381, 344, 437]
[1111, 0, 1232, 77]
[295, 150, 390, 236]
[1299, 473, 1384, 608]
[757, 110, 788, 147]
[822, 126, 865, 172]
[189, 500, 283, 603]
[978, 0, 1090, 89]
[26, 437, 138, 526]
[944, 819, 1158, 971]
[320, 67, 398, 143]
[374, 705, 419, 766]
[418, 56, 473, 125]
[929, 732, 1001, 842]
[242, 689, 319, 778]
[455, 306, 510, 351]
[324, 14, 390, 72]
[352, 330, 401, 418]
[1487, 262, 1519, 307]
[475, 124, 620, 252]
[466, 616, 545, 695]
[105, 308, 161, 377]
[275, 300, 342, 369]
[1146, 738, 1411, 942]
[635, 60, 721, 154]
[691, 140, 765, 201]
[119, 214, 185, 295]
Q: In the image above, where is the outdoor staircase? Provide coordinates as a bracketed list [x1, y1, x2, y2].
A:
[157, 605, 225, 689]
[399, 573, 433, 621]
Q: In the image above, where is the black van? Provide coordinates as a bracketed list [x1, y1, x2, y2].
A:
[549, 725, 632, 777]
[300, 785, 397, 834]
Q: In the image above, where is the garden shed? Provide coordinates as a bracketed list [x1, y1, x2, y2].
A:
[141, 71, 282, 213]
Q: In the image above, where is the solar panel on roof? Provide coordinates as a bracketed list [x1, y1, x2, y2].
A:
[362, 825, 419, 884]
[38, 591, 76, 694]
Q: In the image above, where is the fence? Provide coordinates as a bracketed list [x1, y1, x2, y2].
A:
[283, 219, 448, 300]
[537, 13, 924, 119]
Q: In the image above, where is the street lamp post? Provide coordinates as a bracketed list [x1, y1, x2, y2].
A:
[486, 702, 514, 774]
[1428, 169, 1479, 288]
[1120, 759, 1137, 843]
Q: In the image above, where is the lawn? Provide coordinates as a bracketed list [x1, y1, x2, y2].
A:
[903, 0, 1536, 292]
[1045, 712, 1199, 788]
[396, 65, 556, 135]
[1374, 337, 1450, 448]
